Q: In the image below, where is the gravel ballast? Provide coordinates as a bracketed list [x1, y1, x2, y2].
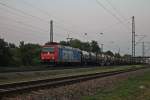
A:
[2, 67, 150, 100]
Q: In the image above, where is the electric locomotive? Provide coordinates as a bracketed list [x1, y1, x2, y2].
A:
[40, 43, 81, 65]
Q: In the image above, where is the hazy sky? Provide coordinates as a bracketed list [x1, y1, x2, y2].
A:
[0, 0, 150, 56]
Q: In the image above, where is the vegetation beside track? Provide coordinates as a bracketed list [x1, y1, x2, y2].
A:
[0, 38, 118, 67]
[0, 65, 145, 85]
[82, 66, 150, 100]
[0, 66, 51, 73]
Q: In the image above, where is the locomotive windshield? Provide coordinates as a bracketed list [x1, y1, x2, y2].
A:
[42, 47, 54, 52]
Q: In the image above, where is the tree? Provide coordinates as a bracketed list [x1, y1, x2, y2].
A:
[0, 38, 43, 66]
[9, 43, 16, 48]
[70, 39, 82, 49]
[105, 50, 114, 56]
[81, 42, 91, 52]
[60, 41, 69, 46]
[60, 39, 101, 53]
[123, 54, 132, 58]
[90, 40, 101, 53]
[0, 38, 14, 66]
[19, 41, 41, 66]
[114, 53, 121, 58]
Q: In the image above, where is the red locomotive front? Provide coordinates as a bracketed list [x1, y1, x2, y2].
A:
[40, 45, 58, 63]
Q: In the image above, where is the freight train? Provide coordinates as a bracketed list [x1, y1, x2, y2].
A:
[40, 43, 143, 66]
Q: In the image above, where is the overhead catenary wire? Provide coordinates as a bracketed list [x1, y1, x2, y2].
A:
[0, 2, 73, 39]
[0, 1, 80, 38]
[0, 15, 66, 39]
[5, 0, 100, 40]
[95, 0, 130, 30]
[0, 4, 46, 24]
[0, 24, 47, 41]
[13, 0, 83, 38]
[17, 0, 85, 39]
[141, 41, 150, 56]
[135, 35, 146, 46]
[95, 0, 136, 56]
[100, 17, 131, 33]
[18, 0, 79, 29]
[0, 2, 48, 23]
[0, 1, 92, 41]
[1, 0, 141, 50]
[105, 0, 128, 22]
[0, 15, 48, 33]
[0, 22, 66, 43]
[0, 19, 49, 38]
[0, 1, 131, 41]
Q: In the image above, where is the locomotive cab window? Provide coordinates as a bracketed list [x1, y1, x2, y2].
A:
[42, 47, 54, 53]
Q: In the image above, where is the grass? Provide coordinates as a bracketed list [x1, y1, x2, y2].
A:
[0, 65, 48, 73]
[0, 65, 145, 85]
[82, 67, 150, 100]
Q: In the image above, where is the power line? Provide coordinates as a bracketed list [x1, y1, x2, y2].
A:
[0, 22, 66, 43]
[0, 15, 48, 33]
[0, 2, 72, 39]
[0, 4, 67, 36]
[19, 0, 66, 23]
[16, 0, 82, 37]
[95, 0, 130, 30]
[100, 17, 131, 33]
[0, 15, 66, 38]
[0, 5, 44, 24]
[105, 0, 128, 22]
[19, 0, 76, 27]
[0, 2, 48, 23]
[0, 24, 47, 40]
[145, 46, 150, 56]
[17, 0, 104, 40]
[0, 1, 70, 34]
[96, 0, 124, 24]
[1, 1, 125, 42]
[0, 0, 135, 45]
[135, 34, 146, 46]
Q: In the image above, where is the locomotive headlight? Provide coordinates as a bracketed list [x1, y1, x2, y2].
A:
[52, 56, 54, 59]
[41, 57, 44, 60]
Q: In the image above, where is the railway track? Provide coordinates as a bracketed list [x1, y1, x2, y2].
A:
[0, 66, 149, 97]
[0, 65, 100, 73]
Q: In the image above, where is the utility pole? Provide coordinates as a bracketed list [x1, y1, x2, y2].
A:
[132, 16, 135, 57]
[50, 20, 53, 43]
[66, 34, 73, 45]
[142, 42, 145, 57]
[66, 34, 73, 41]
[118, 47, 120, 54]
[101, 44, 104, 53]
[84, 33, 88, 42]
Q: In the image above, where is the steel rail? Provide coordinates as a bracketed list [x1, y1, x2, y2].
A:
[0, 66, 149, 97]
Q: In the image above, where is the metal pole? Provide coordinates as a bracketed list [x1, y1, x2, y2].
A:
[50, 20, 53, 42]
[132, 16, 135, 57]
[101, 44, 104, 53]
[118, 47, 120, 54]
[66, 34, 73, 45]
[142, 42, 145, 57]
